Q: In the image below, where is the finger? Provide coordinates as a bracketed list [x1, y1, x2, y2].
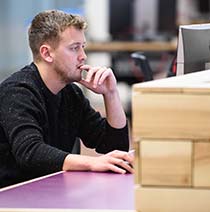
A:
[85, 67, 99, 82]
[109, 158, 134, 174]
[93, 67, 106, 88]
[98, 68, 112, 85]
[127, 150, 135, 166]
[109, 150, 134, 166]
[108, 164, 126, 174]
[115, 158, 134, 174]
[109, 150, 130, 159]
[124, 153, 134, 165]
[122, 161, 134, 174]
[79, 64, 91, 71]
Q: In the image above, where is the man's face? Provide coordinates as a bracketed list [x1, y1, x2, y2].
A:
[52, 26, 87, 84]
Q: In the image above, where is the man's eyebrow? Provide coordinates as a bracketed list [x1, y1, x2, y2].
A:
[69, 42, 86, 46]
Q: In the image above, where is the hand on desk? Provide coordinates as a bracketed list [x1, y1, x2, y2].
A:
[63, 150, 134, 174]
[92, 150, 134, 174]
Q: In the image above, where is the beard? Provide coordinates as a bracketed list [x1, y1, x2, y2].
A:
[53, 61, 82, 84]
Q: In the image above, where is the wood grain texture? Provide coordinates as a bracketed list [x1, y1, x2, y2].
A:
[135, 185, 210, 212]
[134, 141, 140, 185]
[140, 140, 192, 186]
[132, 71, 210, 211]
[132, 93, 210, 140]
[132, 70, 210, 140]
[193, 142, 210, 187]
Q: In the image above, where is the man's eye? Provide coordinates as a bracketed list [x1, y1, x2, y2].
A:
[70, 46, 80, 51]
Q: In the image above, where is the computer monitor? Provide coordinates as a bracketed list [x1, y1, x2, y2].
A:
[176, 23, 210, 75]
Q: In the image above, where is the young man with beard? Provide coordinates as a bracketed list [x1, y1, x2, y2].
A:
[0, 10, 133, 188]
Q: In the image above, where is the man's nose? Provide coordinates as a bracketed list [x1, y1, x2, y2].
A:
[79, 48, 87, 61]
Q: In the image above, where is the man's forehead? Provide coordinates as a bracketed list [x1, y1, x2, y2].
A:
[60, 27, 86, 44]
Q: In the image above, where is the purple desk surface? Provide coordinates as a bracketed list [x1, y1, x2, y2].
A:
[0, 171, 134, 211]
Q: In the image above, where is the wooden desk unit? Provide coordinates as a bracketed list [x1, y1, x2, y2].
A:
[132, 70, 210, 212]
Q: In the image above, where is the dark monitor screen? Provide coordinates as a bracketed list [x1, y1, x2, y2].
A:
[176, 23, 210, 75]
[198, 0, 210, 13]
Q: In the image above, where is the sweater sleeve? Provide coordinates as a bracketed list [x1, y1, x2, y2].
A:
[95, 120, 129, 154]
[0, 84, 69, 175]
[73, 85, 130, 154]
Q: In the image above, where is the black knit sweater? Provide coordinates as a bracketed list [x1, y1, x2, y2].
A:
[0, 63, 129, 188]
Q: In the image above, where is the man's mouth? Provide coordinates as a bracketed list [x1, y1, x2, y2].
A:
[77, 64, 84, 70]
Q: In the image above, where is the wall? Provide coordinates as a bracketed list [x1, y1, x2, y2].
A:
[0, 0, 85, 81]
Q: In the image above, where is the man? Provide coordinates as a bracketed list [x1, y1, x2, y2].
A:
[0, 10, 133, 188]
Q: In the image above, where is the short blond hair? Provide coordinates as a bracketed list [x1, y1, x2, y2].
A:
[28, 10, 87, 62]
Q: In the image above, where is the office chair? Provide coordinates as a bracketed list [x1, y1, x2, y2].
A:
[71, 138, 81, 154]
[131, 51, 177, 81]
[131, 52, 153, 81]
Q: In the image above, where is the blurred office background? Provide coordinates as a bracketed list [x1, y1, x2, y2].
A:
[0, 0, 210, 115]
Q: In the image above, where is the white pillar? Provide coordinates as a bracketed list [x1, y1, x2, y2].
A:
[84, 0, 110, 41]
[176, 0, 197, 25]
[133, 0, 158, 38]
[84, 0, 111, 67]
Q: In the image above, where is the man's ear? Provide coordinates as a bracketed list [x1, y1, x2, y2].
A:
[39, 44, 53, 63]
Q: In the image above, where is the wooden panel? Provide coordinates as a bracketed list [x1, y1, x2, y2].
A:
[135, 185, 210, 212]
[193, 142, 210, 187]
[132, 93, 210, 140]
[140, 140, 192, 186]
[134, 141, 140, 185]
